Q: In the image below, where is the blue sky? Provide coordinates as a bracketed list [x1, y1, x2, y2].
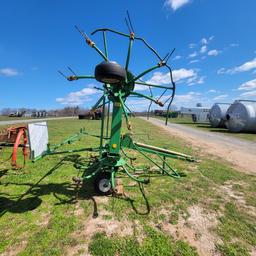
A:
[0, 0, 256, 111]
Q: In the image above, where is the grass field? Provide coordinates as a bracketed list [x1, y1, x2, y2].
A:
[156, 116, 256, 142]
[0, 116, 35, 121]
[0, 118, 255, 255]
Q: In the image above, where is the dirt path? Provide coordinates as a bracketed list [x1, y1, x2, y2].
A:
[142, 117, 256, 175]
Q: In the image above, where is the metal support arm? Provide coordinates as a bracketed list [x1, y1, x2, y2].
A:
[121, 134, 196, 162]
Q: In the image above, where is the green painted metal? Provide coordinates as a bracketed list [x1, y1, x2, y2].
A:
[125, 36, 134, 71]
[135, 81, 174, 90]
[111, 170, 116, 188]
[33, 146, 100, 162]
[118, 94, 131, 130]
[92, 45, 108, 61]
[99, 95, 106, 156]
[109, 101, 123, 155]
[91, 28, 162, 60]
[92, 95, 104, 110]
[130, 91, 163, 106]
[121, 134, 195, 162]
[133, 64, 160, 82]
[103, 31, 108, 59]
[106, 101, 110, 138]
[42, 20, 197, 194]
[123, 164, 149, 184]
[75, 75, 95, 79]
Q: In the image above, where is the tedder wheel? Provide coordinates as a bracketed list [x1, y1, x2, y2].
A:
[94, 61, 126, 84]
[94, 172, 113, 195]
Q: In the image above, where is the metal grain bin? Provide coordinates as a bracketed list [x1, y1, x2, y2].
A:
[226, 100, 256, 132]
[209, 103, 231, 128]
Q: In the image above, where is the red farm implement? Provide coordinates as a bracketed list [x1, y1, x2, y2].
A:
[0, 126, 28, 169]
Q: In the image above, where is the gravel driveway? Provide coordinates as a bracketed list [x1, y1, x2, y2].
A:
[142, 117, 256, 175]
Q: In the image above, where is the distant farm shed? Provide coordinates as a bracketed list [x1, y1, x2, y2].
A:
[180, 107, 210, 123]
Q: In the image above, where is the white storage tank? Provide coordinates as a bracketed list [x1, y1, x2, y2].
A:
[226, 100, 256, 132]
[209, 103, 231, 128]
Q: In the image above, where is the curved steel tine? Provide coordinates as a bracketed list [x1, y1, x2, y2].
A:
[75, 25, 89, 39]
[127, 10, 135, 32]
[125, 17, 131, 33]
[67, 66, 77, 76]
[166, 48, 176, 63]
[147, 86, 153, 120]
[163, 94, 173, 105]
[58, 70, 67, 79]
[163, 52, 170, 61]
[157, 88, 167, 102]
[165, 64, 176, 125]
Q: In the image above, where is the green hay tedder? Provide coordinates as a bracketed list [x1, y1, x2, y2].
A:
[34, 13, 196, 195]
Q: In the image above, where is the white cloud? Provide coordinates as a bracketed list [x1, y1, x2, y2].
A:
[230, 43, 239, 47]
[200, 45, 207, 54]
[173, 69, 197, 83]
[233, 58, 256, 73]
[175, 91, 201, 103]
[217, 68, 226, 74]
[188, 51, 197, 58]
[0, 68, 19, 76]
[186, 76, 197, 85]
[208, 89, 216, 93]
[197, 76, 205, 84]
[147, 68, 196, 84]
[189, 59, 199, 64]
[238, 79, 256, 91]
[208, 49, 221, 56]
[201, 38, 208, 45]
[201, 36, 214, 45]
[173, 55, 182, 60]
[134, 84, 148, 91]
[189, 43, 196, 49]
[218, 58, 256, 74]
[147, 68, 205, 86]
[56, 86, 99, 105]
[173, 92, 213, 108]
[164, 0, 190, 11]
[146, 72, 170, 85]
[187, 76, 205, 86]
[213, 94, 228, 100]
[240, 90, 256, 97]
[126, 98, 149, 111]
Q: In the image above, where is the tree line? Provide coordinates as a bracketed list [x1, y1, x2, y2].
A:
[0, 106, 90, 117]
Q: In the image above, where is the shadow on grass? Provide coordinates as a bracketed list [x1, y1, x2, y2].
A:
[115, 182, 151, 216]
[0, 154, 100, 218]
[177, 122, 232, 134]
[196, 125, 244, 135]
[172, 121, 208, 125]
[0, 154, 165, 217]
[0, 169, 8, 178]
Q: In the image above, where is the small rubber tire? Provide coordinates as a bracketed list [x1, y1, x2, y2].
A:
[94, 61, 126, 84]
[94, 172, 112, 195]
